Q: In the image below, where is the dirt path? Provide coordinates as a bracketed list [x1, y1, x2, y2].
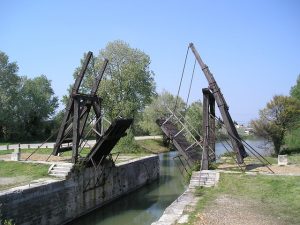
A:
[217, 163, 300, 175]
[0, 176, 29, 185]
[196, 195, 285, 225]
[0, 153, 72, 162]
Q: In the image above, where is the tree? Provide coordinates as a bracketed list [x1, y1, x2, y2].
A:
[251, 95, 300, 155]
[290, 74, 300, 100]
[0, 51, 59, 141]
[285, 74, 300, 150]
[72, 40, 156, 122]
[139, 91, 186, 135]
[0, 51, 20, 140]
[16, 75, 58, 139]
[99, 40, 156, 121]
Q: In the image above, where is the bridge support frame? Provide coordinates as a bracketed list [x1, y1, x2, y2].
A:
[202, 88, 216, 170]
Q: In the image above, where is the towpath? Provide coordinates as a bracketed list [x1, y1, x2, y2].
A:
[0, 136, 162, 151]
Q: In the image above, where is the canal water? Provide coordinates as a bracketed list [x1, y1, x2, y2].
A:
[71, 151, 185, 225]
[71, 139, 271, 225]
[215, 138, 273, 157]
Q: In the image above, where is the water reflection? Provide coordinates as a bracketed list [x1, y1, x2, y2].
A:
[216, 138, 273, 157]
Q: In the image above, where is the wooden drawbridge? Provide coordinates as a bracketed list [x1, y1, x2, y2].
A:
[157, 108, 215, 170]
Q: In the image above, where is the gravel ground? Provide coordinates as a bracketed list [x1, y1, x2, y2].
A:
[218, 163, 300, 175]
[252, 164, 300, 174]
[196, 195, 284, 225]
[0, 176, 29, 185]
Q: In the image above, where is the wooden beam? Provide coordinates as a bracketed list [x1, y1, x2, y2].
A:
[72, 99, 80, 163]
[202, 88, 209, 170]
[190, 43, 248, 163]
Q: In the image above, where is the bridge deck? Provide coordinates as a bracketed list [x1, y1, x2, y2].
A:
[157, 118, 202, 165]
[84, 118, 133, 166]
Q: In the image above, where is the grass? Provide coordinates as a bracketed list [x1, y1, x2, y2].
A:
[0, 150, 13, 155]
[135, 139, 169, 154]
[263, 154, 300, 165]
[0, 161, 50, 191]
[0, 143, 12, 146]
[113, 153, 153, 164]
[186, 173, 300, 225]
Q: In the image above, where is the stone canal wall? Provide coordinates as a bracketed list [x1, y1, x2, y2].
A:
[0, 155, 159, 225]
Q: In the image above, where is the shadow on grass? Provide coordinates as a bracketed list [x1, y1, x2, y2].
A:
[280, 147, 300, 155]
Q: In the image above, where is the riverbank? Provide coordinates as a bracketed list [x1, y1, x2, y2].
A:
[152, 151, 300, 225]
[0, 155, 159, 225]
[69, 151, 185, 225]
[184, 172, 300, 225]
[151, 170, 220, 225]
[170, 151, 300, 225]
[0, 153, 157, 191]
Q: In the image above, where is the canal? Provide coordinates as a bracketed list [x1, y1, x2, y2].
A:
[215, 138, 272, 157]
[71, 138, 271, 225]
[70, 151, 186, 225]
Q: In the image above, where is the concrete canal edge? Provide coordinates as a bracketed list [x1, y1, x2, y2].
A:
[151, 170, 220, 225]
[0, 155, 159, 225]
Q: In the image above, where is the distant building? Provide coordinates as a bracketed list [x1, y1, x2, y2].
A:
[244, 127, 254, 135]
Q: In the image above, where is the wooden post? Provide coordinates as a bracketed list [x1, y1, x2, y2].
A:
[93, 98, 102, 141]
[53, 52, 93, 156]
[209, 90, 216, 161]
[202, 88, 209, 170]
[51, 53, 109, 164]
[72, 98, 80, 163]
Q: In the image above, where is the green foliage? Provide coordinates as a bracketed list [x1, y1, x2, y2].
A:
[99, 41, 156, 120]
[2, 219, 14, 225]
[136, 139, 169, 153]
[284, 127, 300, 153]
[0, 209, 15, 225]
[71, 40, 156, 122]
[185, 100, 203, 140]
[290, 74, 300, 100]
[138, 90, 186, 135]
[185, 161, 201, 184]
[286, 75, 300, 152]
[66, 40, 156, 143]
[208, 162, 218, 170]
[251, 95, 300, 155]
[0, 51, 58, 141]
[16, 76, 58, 140]
[112, 130, 144, 154]
[0, 51, 20, 140]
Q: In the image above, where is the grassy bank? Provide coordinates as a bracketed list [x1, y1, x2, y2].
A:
[135, 139, 169, 153]
[186, 173, 300, 225]
[218, 152, 300, 165]
[0, 161, 50, 191]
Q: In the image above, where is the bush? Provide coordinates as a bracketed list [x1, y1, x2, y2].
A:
[112, 129, 144, 154]
[284, 127, 300, 151]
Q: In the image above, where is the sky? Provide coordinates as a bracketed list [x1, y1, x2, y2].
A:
[1, 0, 299, 124]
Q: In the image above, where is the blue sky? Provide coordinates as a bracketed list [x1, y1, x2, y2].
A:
[1, 0, 299, 124]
